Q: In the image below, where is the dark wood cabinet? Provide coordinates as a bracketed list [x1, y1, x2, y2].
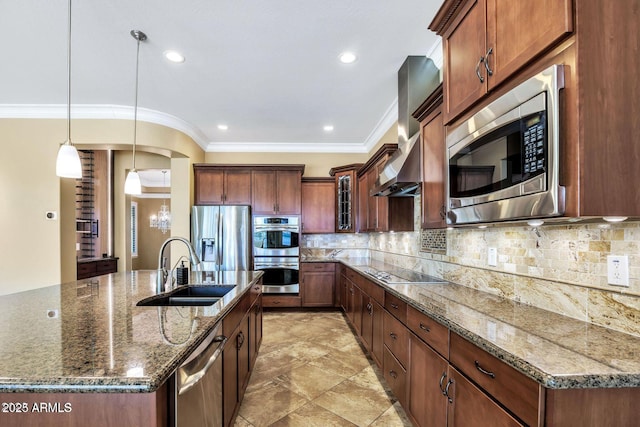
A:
[222, 288, 262, 427]
[329, 164, 362, 233]
[408, 333, 449, 427]
[77, 258, 117, 280]
[193, 165, 252, 205]
[300, 262, 335, 307]
[432, 0, 573, 123]
[356, 144, 414, 232]
[252, 167, 303, 215]
[414, 84, 447, 229]
[301, 178, 335, 234]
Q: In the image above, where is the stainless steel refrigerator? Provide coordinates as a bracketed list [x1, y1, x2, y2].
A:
[191, 205, 251, 271]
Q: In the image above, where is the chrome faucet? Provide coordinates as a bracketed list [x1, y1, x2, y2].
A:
[157, 237, 201, 294]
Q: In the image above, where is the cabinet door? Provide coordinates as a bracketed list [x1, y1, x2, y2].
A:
[301, 180, 336, 233]
[357, 173, 369, 232]
[360, 296, 373, 352]
[335, 170, 356, 232]
[421, 107, 447, 229]
[443, 0, 488, 122]
[374, 158, 389, 231]
[251, 171, 277, 214]
[275, 170, 301, 214]
[485, 0, 572, 90]
[370, 300, 384, 368]
[340, 274, 348, 312]
[301, 271, 335, 307]
[224, 170, 252, 205]
[409, 334, 448, 427]
[237, 315, 251, 400]
[223, 328, 240, 427]
[249, 297, 263, 369]
[446, 367, 522, 427]
[195, 169, 225, 205]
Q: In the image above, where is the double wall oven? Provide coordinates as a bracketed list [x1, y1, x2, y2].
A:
[252, 216, 300, 294]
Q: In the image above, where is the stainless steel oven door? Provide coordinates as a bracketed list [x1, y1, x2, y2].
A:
[252, 225, 300, 257]
[254, 257, 299, 294]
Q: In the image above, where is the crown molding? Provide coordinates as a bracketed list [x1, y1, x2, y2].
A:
[0, 104, 210, 150]
[206, 141, 369, 153]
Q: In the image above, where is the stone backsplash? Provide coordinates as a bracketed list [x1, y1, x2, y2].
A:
[301, 220, 640, 337]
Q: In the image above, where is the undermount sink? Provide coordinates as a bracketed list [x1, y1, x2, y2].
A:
[137, 284, 237, 307]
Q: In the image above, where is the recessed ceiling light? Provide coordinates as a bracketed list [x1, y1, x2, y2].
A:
[339, 52, 357, 64]
[164, 50, 185, 63]
[217, 124, 228, 131]
[323, 125, 334, 132]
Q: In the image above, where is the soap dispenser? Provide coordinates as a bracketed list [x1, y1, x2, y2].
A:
[176, 260, 188, 286]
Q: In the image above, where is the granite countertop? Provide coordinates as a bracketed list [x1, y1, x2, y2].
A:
[303, 256, 640, 389]
[0, 270, 262, 393]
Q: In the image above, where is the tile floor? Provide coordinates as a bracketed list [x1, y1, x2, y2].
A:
[234, 310, 413, 427]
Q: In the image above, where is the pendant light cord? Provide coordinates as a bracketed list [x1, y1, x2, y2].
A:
[132, 34, 141, 170]
[66, 0, 72, 144]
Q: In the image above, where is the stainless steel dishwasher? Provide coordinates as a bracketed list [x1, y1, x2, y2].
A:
[173, 323, 227, 427]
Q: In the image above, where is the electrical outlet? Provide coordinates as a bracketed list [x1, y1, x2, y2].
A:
[607, 255, 629, 287]
[488, 247, 497, 267]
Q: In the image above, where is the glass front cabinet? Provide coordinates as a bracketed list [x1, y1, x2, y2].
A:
[330, 164, 362, 233]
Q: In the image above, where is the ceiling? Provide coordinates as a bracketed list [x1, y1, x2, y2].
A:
[1, 1, 443, 153]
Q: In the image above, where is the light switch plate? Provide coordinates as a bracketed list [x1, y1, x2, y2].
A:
[607, 255, 629, 287]
[488, 247, 498, 267]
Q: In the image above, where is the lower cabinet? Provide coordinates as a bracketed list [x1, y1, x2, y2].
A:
[222, 286, 263, 427]
[300, 262, 336, 307]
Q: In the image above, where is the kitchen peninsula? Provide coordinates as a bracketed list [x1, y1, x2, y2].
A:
[0, 270, 263, 427]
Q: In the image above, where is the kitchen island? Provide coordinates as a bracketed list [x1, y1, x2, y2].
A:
[0, 270, 263, 426]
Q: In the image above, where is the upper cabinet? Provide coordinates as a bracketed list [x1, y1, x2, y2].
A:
[431, 0, 573, 123]
[301, 178, 336, 234]
[251, 166, 304, 215]
[194, 165, 252, 205]
[356, 145, 414, 233]
[413, 84, 446, 229]
[329, 164, 362, 233]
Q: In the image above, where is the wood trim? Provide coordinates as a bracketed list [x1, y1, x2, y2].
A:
[413, 84, 444, 122]
[356, 144, 398, 176]
[301, 177, 334, 183]
[194, 164, 305, 173]
[429, 0, 471, 35]
[328, 163, 364, 176]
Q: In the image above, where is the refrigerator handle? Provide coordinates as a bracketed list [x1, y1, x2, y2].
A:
[218, 212, 223, 270]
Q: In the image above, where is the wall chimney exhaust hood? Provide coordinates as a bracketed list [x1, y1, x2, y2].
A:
[372, 56, 440, 197]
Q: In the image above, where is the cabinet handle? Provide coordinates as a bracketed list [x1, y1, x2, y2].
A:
[389, 370, 398, 379]
[419, 322, 431, 333]
[389, 332, 397, 340]
[273, 301, 280, 305]
[475, 56, 485, 83]
[474, 360, 496, 379]
[237, 331, 245, 349]
[444, 379, 454, 403]
[439, 372, 447, 395]
[484, 47, 494, 76]
[390, 303, 399, 310]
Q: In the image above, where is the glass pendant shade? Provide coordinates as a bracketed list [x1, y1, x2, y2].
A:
[150, 203, 171, 234]
[56, 142, 82, 178]
[124, 169, 142, 195]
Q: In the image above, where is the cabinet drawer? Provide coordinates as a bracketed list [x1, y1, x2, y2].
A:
[384, 292, 407, 324]
[383, 346, 407, 406]
[302, 262, 335, 272]
[449, 333, 540, 427]
[345, 268, 365, 288]
[77, 263, 96, 279]
[96, 260, 117, 274]
[407, 305, 449, 358]
[223, 292, 252, 336]
[262, 295, 301, 308]
[361, 277, 384, 305]
[383, 311, 409, 367]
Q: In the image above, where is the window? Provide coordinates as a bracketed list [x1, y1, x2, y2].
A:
[131, 201, 138, 257]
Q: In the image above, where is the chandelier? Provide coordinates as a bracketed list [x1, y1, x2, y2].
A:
[150, 170, 171, 233]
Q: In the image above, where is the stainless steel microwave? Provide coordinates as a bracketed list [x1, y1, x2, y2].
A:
[446, 64, 565, 226]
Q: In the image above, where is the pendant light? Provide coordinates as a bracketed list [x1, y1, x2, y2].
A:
[55, 0, 82, 179]
[124, 30, 147, 195]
